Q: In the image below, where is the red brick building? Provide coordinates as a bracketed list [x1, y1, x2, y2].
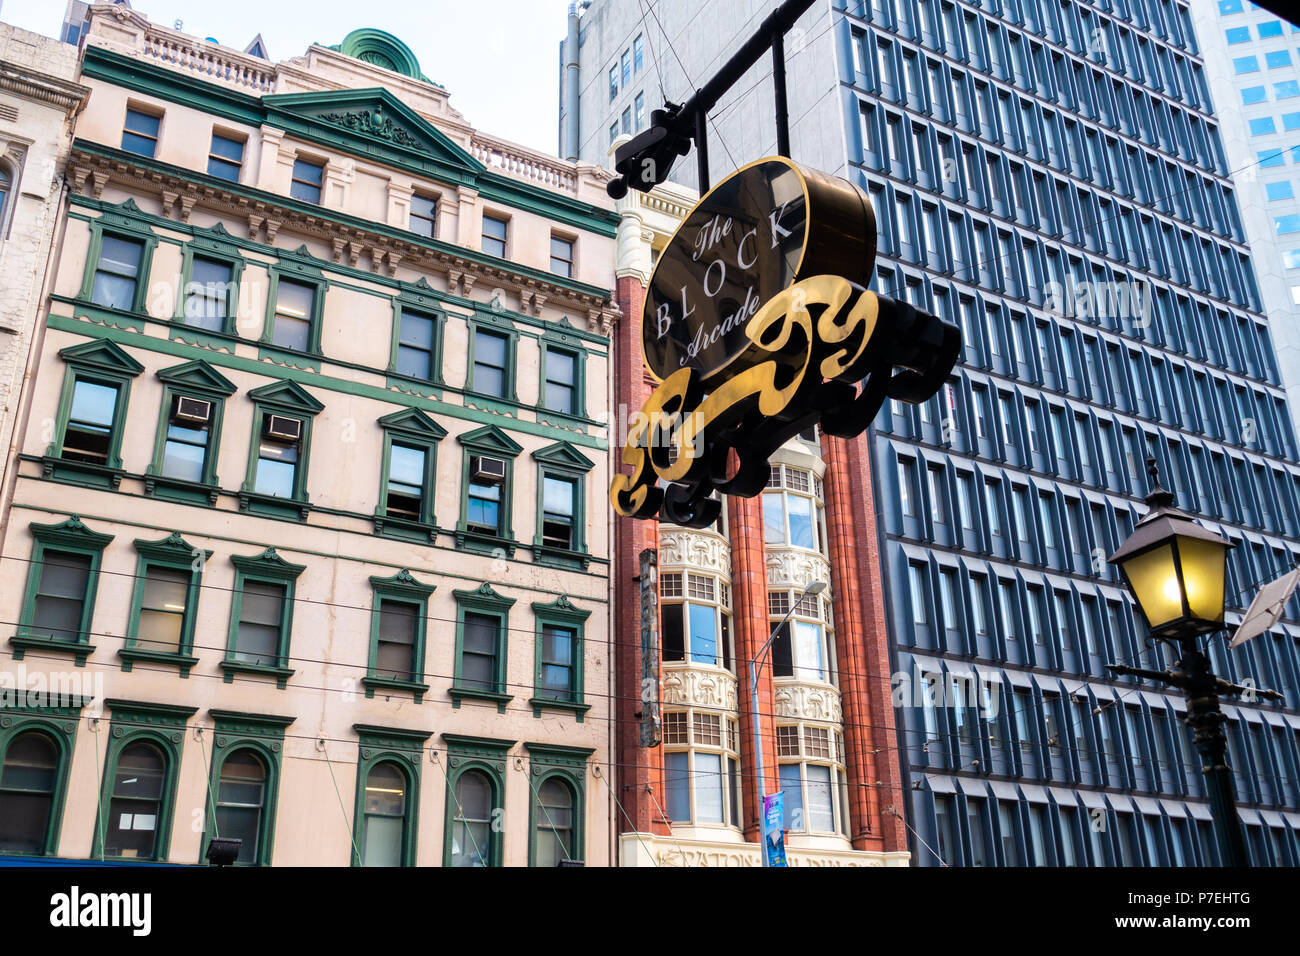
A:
[609, 175, 909, 867]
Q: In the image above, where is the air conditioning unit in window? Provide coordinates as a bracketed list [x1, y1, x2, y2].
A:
[470, 456, 506, 483]
[173, 397, 212, 425]
[264, 415, 302, 443]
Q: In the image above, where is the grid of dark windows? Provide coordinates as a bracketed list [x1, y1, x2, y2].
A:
[848, 0, 1300, 866]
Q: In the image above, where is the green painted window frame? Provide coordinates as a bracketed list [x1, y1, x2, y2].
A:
[92, 699, 197, 862]
[260, 249, 328, 360]
[455, 424, 523, 556]
[524, 742, 592, 866]
[77, 212, 159, 315]
[201, 710, 294, 867]
[386, 282, 446, 396]
[537, 326, 588, 424]
[374, 408, 446, 543]
[450, 583, 517, 713]
[465, 312, 520, 408]
[532, 441, 595, 570]
[220, 548, 306, 689]
[442, 733, 513, 867]
[44, 339, 144, 489]
[172, 227, 247, 338]
[0, 697, 85, 858]
[351, 724, 432, 867]
[11, 516, 114, 667]
[120, 532, 211, 677]
[238, 380, 324, 521]
[529, 596, 592, 720]
[144, 359, 237, 505]
[364, 569, 436, 702]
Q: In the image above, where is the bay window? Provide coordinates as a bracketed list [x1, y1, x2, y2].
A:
[662, 709, 743, 828]
[769, 588, 835, 684]
[763, 465, 827, 553]
[660, 571, 734, 671]
[776, 724, 850, 836]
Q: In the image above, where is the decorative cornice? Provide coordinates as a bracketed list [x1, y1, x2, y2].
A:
[67, 144, 614, 318]
[0, 62, 89, 115]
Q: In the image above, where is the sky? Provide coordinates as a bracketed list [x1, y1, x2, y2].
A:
[0, 0, 574, 155]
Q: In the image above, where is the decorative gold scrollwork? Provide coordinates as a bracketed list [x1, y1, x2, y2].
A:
[612, 275, 960, 528]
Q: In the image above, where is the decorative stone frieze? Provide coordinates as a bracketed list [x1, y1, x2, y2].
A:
[661, 663, 738, 712]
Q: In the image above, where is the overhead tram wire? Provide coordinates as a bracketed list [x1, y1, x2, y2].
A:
[0, 543, 1294, 747]
[13, 704, 1293, 824]
[1, 536, 1294, 755]
[13, 635, 1296, 791]
[0, 549, 1293, 688]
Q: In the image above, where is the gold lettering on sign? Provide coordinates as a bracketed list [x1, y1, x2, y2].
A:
[612, 275, 880, 520]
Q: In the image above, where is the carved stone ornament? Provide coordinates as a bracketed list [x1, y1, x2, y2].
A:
[661, 665, 738, 711]
[765, 549, 831, 592]
[318, 106, 424, 151]
[772, 679, 843, 724]
[658, 529, 731, 579]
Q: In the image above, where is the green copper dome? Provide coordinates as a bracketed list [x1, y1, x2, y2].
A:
[330, 29, 441, 87]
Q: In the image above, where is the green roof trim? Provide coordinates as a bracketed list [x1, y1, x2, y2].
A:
[263, 86, 485, 184]
[79, 46, 618, 238]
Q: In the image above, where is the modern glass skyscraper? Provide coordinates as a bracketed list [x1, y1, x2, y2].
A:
[564, 0, 1300, 865]
[1191, 1, 1300, 445]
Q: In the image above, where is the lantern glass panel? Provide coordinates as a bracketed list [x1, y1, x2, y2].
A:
[1177, 536, 1228, 623]
[1121, 543, 1184, 630]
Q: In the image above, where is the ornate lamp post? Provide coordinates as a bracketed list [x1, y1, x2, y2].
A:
[1106, 459, 1282, 867]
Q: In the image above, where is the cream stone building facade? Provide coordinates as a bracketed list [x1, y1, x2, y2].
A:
[0, 4, 619, 867]
[0, 23, 87, 527]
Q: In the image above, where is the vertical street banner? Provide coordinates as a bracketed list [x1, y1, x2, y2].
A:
[764, 792, 787, 867]
[639, 548, 661, 746]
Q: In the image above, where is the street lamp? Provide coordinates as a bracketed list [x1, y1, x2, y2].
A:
[1107, 458, 1281, 867]
[750, 578, 827, 867]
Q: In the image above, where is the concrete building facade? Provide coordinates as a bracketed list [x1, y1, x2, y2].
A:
[0, 4, 620, 867]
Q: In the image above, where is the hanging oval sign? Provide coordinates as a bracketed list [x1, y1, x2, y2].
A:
[641, 156, 878, 385]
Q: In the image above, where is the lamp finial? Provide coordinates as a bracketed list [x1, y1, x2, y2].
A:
[1144, 456, 1175, 510]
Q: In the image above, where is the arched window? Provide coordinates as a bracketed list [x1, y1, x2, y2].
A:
[361, 761, 408, 866]
[533, 777, 574, 867]
[0, 167, 10, 231]
[214, 749, 266, 865]
[104, 742, 166, 859]
[450, 769, 494, 867]
[0, 732, 59, 853]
